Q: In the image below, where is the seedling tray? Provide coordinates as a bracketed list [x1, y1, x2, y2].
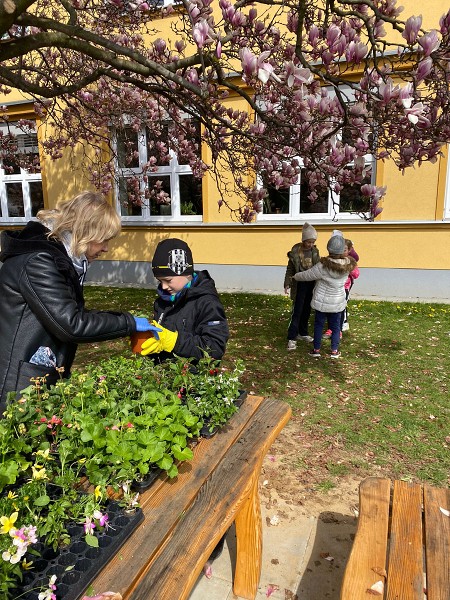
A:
[18, 502, 143, 600]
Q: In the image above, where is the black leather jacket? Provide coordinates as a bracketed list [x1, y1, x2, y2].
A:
[0, 221, 135, 412]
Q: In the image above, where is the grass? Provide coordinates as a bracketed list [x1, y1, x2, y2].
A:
[76, 287, 450, 488]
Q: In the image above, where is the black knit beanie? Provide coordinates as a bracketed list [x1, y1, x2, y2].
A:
[151, 238, 194, 277]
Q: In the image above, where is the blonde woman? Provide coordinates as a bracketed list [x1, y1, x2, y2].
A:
[0, 191, 158, 412]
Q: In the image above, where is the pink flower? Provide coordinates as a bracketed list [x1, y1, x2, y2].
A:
[415, 57, 433, 82]
[83, 517, 95, 535]
[193, 20, 213, 48]
[418, 30, 440, 56]
[345, 41, 368, 64]
[402, 15, 422, 45]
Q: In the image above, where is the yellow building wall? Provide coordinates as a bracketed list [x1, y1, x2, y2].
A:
[1, 2, 450, 277]
[107, 221, 450, 270]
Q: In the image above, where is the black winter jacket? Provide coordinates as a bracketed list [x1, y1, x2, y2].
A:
[0, 221, 136, 412]
[153, 270, 229, 363]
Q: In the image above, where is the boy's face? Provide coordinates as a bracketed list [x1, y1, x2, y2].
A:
[302, 239, 315, 250]
[157, 275, 192, 295]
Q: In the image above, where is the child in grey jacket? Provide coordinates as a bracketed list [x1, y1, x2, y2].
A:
[293, 234, 356, 358]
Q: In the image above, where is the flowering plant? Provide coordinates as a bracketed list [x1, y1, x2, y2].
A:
[0, 352, 244, 597]
[162, 353, 246, 432]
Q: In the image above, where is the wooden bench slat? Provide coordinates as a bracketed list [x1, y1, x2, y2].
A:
[386, 480, 424, 600]
[86, 394, 266, 595]
[340, 477, 391, 599]
[129, 397, 291, 600]
[423, 485, 450, 600]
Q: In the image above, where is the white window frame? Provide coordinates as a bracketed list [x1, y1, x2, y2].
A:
[0, 121, 43, 223]
[444, 145, 450, 220]
[256, 151, 376, 222]
[114, 125, 203, 223]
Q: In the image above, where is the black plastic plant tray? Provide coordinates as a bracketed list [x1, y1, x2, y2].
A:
[131, 466, 163, 492]
[18, 502, 143, 600]
[234, 389, 247, 408]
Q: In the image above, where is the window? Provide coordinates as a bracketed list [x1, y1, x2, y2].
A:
[0, 121, 44, 222]
[115, 119, 203, 223]
[257, 149, 375, 221]
[256, 85, 376, 221]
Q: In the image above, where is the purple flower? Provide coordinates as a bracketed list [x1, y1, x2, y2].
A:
[418, 30, 440, 56]
[402, 15, 422, 45]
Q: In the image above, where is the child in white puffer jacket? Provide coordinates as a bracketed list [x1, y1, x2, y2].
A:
[293, 234, 356, 358]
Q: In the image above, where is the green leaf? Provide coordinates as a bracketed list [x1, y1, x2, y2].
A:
[85, 534, 99, 547]
[157, 454, 173, 471]
[172, 445, 194, 462]
[34, 494, 51, 507]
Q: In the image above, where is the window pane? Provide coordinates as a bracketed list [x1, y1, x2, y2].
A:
[179, 174, 202, 215]
[339, 178, 371, 213]
[118, 177, 143, 216]
[29, 181, 44, 216]
[2, 157, 21, 175]
[149, 175, 172, 216]
[264, 186, 290, 214]
[146, 123, 170, 165]
[6, 182, 24, 217]
[300, 177, 329, 213]
[177, 119, 201, 166]
[117, 128, 140, 169]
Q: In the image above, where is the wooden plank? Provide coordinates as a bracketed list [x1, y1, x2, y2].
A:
[128, 397, 291, 600]
[233, 469, 263, 599]
[340, 477, 391, 600]
[85, 394, 266, 596]
[386, 480, 424, 600]
[423, 485, 450, 600]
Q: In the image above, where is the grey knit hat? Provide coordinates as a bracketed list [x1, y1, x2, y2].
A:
[152, 238, 194, 277]
[327, 234, 346, 255]
[302, 222, 318, 241]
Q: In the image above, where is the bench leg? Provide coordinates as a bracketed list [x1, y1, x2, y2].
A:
[233, 470, 262, 600]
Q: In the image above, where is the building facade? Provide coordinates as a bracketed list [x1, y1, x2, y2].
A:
[1, 2, 449, 301]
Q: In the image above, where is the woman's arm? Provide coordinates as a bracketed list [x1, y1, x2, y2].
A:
[21, 253, 135, 342]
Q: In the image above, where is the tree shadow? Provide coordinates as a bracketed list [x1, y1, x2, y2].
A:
[296, 511, 356, 600]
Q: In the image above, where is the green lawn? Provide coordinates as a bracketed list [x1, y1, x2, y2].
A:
[77, 287, 450, 487]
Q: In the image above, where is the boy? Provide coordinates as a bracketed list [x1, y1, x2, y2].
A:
[141, 238, 229, 362]
[142, 238, 230, 576]
[284, 222, 320, 350]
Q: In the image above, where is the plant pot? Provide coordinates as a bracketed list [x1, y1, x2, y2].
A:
[130, 331, 154, 353]
[131, 467, 163, 492]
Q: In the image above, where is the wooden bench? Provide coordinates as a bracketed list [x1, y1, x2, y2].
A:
[340, 477, 450, 600]
[84, 395, 291, 600]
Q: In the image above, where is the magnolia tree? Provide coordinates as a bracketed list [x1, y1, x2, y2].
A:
[0, 0, 449, 221]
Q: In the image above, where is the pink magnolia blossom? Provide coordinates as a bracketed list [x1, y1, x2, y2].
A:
[193, 20, 213, 48]
[418, 30, 440, 56]
[415, 57, 433, 82]
[402, 15, 422, 45]
[345, 41, 368, 64]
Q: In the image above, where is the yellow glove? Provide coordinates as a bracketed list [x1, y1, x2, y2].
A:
[140, 322, 178, 356]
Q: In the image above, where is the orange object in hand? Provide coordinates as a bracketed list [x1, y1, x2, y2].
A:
[130, 331, 154, 353]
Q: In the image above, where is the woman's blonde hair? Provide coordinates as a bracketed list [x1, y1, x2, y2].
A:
[37, 191, 121, 257]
